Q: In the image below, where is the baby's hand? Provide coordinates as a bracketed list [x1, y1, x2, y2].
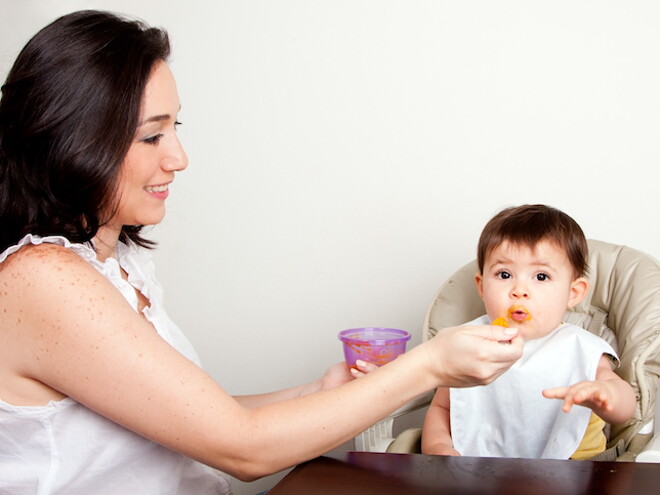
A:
[350, 360, 379, 379]
[542, 381, 614, 413]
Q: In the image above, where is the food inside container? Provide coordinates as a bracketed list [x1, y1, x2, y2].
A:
[338, 327, 411, 368]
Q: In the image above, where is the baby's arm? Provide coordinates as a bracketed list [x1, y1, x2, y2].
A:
[542, 355, 636, 424]
[421, 387, 460, 456]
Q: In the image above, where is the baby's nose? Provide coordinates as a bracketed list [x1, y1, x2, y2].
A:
[511, 286, 529, 298]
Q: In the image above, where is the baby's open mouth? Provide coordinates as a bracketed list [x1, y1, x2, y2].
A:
[508, 306, 532, 323]
[493, 306, 533, 327]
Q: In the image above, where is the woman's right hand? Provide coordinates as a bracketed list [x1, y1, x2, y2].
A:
[422, 324, 523, 388]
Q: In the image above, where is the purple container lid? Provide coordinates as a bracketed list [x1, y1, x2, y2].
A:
[338, 327, 411, 345]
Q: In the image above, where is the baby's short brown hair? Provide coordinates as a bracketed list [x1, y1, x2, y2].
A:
[477, 204, 588, 279]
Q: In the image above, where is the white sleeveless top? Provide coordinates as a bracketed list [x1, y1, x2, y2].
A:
[0, 234, 232, 494]
[450, 315, 617, 459]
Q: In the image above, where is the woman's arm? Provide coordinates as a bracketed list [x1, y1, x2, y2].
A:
[2, 244, 522, 481]
[234, 361, 365, 408]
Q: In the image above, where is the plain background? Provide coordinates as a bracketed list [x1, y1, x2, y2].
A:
[2, 1, 659, 493]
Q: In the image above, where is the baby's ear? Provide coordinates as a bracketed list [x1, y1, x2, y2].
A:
[568, 277, 589, 308]
[474, 272, 484, 298]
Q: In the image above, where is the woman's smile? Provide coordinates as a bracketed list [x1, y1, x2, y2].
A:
[145, 182, 170, 199]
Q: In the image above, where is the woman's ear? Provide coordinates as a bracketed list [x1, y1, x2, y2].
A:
[568, 277, 589, 309]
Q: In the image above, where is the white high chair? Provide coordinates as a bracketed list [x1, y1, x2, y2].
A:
[354, 240, 660, 461]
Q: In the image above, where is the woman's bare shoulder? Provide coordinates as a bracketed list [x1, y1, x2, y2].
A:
[0, 242, 109, 322]
[1, 241, 88, 274]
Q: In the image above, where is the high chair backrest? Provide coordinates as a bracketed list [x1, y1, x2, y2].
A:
[423, 239, 660, 458]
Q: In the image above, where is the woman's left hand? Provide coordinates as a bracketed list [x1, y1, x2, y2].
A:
[318, 360, 378, 391]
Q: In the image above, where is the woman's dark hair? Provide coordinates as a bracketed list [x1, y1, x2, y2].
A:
[0, 10, 171, 251]
[477, 204, 589, 279]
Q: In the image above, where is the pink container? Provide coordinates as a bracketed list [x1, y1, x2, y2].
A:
[338, 327, 411, 368]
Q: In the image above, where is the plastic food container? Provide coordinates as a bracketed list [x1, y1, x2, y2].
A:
[338, 327, 411, 368]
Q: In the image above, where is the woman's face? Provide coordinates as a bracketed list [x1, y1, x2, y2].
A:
[110, 61, 188, 231]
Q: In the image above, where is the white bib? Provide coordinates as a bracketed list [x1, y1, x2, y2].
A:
[450, 316, 617, 459]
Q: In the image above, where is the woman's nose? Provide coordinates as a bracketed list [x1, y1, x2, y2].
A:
[163, 135, 189, 172]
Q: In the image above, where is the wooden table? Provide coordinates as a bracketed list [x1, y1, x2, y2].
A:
[269, 451, 660, 494]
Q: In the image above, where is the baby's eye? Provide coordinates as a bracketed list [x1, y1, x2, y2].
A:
[496, 271, 511, 280]
[535, 273, 550, 281]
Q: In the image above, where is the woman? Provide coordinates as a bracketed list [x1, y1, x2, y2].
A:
[0, 10, 523, 494]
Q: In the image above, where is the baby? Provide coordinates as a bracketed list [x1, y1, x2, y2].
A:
[421, 204, 635, 459]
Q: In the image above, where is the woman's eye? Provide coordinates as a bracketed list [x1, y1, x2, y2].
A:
[142, 134, 164, 145]
[535, 273, 550, 281]
[496, 271, 511, 280]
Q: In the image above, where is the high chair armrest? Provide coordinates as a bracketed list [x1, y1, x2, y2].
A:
[636, 431, 660, 462]
[353, 390, 434, 452]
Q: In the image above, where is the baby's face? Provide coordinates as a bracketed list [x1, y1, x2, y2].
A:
[475, 240, 586, 340]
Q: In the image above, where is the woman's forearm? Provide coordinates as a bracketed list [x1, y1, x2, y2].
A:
[207, 326, 522, 479]
[210, 345, 438, 480]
